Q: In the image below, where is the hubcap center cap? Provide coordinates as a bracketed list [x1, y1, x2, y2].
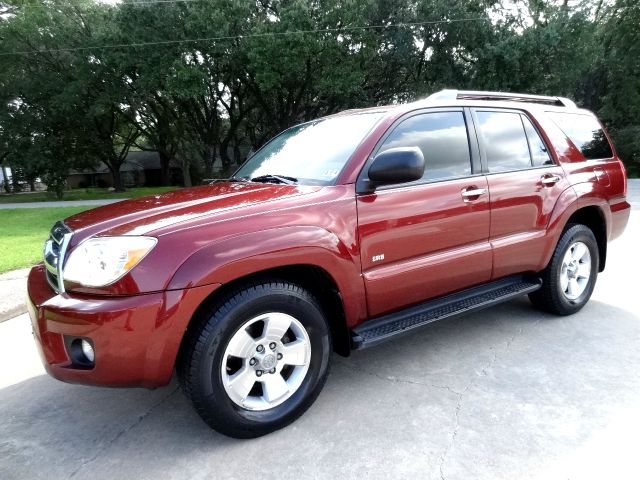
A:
[260, 353, 277, 370]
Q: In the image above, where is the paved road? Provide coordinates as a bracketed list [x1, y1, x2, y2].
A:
[1, 184, 639, 480]
[0, 199, 125, 209]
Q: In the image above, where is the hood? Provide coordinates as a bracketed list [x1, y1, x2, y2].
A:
[64, 182, 321, 240]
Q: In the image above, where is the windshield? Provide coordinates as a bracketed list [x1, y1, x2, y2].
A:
[232, 112, 383, 185]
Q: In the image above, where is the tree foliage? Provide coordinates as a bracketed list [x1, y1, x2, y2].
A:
[0, 0, 639, 195]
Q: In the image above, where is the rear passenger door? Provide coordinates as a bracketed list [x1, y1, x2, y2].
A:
[471, 108, 568, 279]
[357, 109, 492, 317]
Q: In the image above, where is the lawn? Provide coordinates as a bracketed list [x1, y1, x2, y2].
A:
[0, 186, 179, 204]
[0, 207, 90, 273]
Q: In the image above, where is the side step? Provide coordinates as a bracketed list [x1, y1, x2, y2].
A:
[351, 275, 542, 350]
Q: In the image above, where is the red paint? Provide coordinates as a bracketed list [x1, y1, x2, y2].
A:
[28, 98, 630, 388]
[27, 264, 220, 387]
[357, 177, 491, 316]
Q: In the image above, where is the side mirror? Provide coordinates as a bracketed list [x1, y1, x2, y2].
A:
[364, 147, 425, 192]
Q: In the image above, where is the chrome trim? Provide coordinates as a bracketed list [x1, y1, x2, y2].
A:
[541, 175, 561, 186]
[461, 188, 487, 198]
[43, 221, 73, 293]
[56, 231, 72, 293]
[43, 240, 59, 274]
[425, 89, 577, 108]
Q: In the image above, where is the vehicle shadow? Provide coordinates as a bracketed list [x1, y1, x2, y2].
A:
[1, 297, 638, 480]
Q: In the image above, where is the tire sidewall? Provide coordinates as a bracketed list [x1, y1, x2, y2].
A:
[194, 284, 330, 436]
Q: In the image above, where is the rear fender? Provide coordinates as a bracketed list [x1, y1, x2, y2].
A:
[538, 186, 578, 269]
[541, 183, 611, 270]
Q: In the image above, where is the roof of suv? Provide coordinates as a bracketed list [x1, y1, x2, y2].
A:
[424, 89, 577, 108]
[330, 89, 593, 120]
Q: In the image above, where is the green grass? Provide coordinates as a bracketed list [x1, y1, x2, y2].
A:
[0, 207, 90, 273]
[0, 186, 180, 204]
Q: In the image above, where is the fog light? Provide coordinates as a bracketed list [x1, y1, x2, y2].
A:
[81, 339, 95, 363]
[64, 336, 95, 368]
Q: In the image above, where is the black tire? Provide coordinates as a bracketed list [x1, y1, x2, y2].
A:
[529, 224, 599, 315]
[177, 281, 331, 438]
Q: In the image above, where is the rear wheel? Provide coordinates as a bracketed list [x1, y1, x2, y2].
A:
[178, 281, 331, 438]
[529, 224, 599, 315]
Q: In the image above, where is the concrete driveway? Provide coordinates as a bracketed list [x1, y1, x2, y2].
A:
[1, 183, 639, 480]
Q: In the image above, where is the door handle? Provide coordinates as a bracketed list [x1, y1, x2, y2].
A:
[540, 174, 561, 186]
[461, 188, 487, 199]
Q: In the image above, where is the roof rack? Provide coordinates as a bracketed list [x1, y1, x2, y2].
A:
[426, 89, 577, 108]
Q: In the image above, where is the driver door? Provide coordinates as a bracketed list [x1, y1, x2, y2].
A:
[357, 109, 492, 317]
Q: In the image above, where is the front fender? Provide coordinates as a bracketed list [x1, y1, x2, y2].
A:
[167, 225, 367, 327]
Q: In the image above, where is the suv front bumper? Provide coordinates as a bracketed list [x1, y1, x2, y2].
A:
[27, 264, 220, 388]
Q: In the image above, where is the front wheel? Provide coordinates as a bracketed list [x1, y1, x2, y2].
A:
[178, 281, 331, 438]
[529, 224, 599, 315]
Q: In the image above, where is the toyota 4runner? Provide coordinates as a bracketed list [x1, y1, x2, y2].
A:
[27, 90, 630, 438]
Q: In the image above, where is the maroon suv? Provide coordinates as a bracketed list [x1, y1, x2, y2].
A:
[27, 90, 630, 438]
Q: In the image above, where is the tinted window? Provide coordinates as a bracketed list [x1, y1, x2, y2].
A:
[522, 115, 553, 166]
[379, 112, 471, 182]
[547, 112, 613, 160]
[234, 112, 383, 185]
[476, 111, 531, 172]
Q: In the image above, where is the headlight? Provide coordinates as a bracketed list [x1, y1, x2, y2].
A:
[64, 236, 157, 287]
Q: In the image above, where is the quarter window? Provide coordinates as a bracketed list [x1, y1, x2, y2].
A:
[476, 111, 531, 172]
[378, 111, 472, 182]
[547, 112, 613, 160]
[522, 116, 553, 167]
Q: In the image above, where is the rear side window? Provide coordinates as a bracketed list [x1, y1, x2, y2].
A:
[522, 116, 553, 167]
[547, 112, 613, 160]
[379, 111, 471, 182]
[476, 111, 531, 172]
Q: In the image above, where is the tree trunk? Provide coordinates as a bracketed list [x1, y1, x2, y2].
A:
[112, 169, 125, 191]
[12, 177, 20, 192]
[29, 180, 36, 192]
[54, 184, 65, 200]
[181, 158, 192, 187]
[202, 145, 215, 179]
[220, 140, 232, 173]
[234, 143, 242, 166]
[159, 151, 171, 186]
[105, 160, 125, 192]
[1, 163, 10, 193]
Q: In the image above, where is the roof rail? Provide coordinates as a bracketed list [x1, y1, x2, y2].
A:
[426, 89, 577, 108]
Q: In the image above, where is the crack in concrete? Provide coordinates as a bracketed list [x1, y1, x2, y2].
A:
[438, 324, 526, 480]
[438, 387, 467, 480]
[335, 358, 463, 395]
[68, 386, 179, 479]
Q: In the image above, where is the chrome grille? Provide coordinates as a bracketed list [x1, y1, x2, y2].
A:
[43, 221, 73, 293]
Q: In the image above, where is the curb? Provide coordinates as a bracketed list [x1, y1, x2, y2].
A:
[0, 267, 30, 324]
[0, 305, 27, 323]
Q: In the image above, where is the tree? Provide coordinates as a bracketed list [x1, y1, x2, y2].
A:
[0, 0, 140, 192]
[597, 0, 640, 174]
[0, 1, 103, 196]
[1, 0, 639, 189]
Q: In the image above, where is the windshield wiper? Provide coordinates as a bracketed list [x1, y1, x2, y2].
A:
[228, 176, 250, 183]
[250, 174, 298, 185]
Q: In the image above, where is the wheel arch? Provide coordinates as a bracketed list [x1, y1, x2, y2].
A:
[177, 264, 353, 370]
[564, 205, 607, 272]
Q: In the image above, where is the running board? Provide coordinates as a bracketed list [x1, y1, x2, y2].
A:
[351, 275, 542, 350]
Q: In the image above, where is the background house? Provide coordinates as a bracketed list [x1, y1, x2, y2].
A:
[67, 151, 183, 188]
[67, 144, 251, 189]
